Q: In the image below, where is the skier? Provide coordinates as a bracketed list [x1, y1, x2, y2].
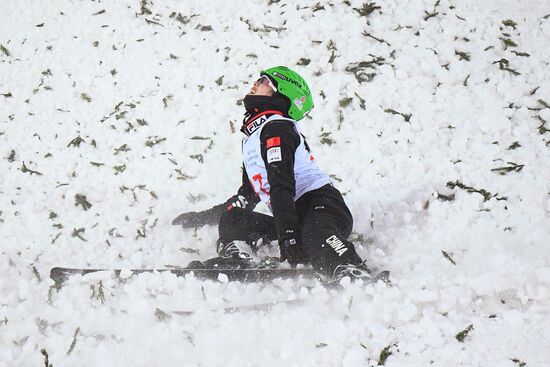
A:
[173, 66, 373, 282]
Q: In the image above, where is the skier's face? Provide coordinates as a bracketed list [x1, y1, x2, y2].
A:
[247, 75, 276, 96]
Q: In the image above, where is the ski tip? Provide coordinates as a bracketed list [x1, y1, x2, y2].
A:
[375, 270, 391, 285]
[49, 267, 70, 286]
[49, 267, 102, 286]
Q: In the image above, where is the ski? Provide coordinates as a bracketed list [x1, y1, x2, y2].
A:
[50, 266, 318, 286]
[172, 298, 308, 315]
[373, 270, 391, 284]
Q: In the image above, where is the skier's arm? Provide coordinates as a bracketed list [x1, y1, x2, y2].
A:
[227, 166, 260, 211]
[172, 167, 258, 228]
[260, 121, 304, 264]
[172, 204, 224, 227]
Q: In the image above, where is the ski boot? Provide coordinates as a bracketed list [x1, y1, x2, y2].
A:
[332, 261, 390, 285]
[333, 262, 373, 282]
[216, 239, 253, 259]
[186, 240, 254, 270]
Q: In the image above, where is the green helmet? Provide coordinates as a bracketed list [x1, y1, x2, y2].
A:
[260, 66, 314, 121]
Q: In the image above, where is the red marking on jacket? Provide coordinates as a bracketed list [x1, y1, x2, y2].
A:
[266, 137, 281, 148]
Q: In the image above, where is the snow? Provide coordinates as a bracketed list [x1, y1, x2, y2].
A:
[1, 0, 550, 365]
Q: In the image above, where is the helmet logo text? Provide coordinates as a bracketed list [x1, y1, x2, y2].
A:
[272, 72, 304, 91]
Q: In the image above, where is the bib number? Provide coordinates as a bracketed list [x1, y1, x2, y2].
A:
[251, 173, 270, 196]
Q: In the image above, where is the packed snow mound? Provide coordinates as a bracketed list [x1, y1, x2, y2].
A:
[1, 0, 549, 366]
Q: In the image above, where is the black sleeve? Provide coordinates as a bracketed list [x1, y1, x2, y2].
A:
[260, 120, 301, 239]
[238, 166, 260, 208]
[223, 166, 259, 211]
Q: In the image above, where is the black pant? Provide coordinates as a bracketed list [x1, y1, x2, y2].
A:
[218, 184, 363, 275]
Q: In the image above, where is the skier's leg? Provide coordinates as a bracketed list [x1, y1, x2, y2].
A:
[300, 206, 363, 275]
[217, 208, 277, 257]
[297, 185, 365, 278]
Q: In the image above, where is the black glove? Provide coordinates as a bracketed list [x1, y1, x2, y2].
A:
[279, 228, 306, 266]
[224, 194, 249, 211]
[172, 204, 224, 228]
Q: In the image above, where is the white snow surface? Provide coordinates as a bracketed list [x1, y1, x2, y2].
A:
[1, 0, 550, 366]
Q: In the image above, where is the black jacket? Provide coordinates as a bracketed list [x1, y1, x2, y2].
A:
[234, 119, 302, 239]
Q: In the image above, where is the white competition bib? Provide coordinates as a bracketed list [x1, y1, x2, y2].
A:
[242, 115, 331, 211]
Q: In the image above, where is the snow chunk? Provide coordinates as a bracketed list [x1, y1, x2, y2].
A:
[217, 273, 229, 283]
[119, 268, 132, 279]
[409, 289, 440, 303]
[398, 302, 418, 322]
[535, 267, 550, 283]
